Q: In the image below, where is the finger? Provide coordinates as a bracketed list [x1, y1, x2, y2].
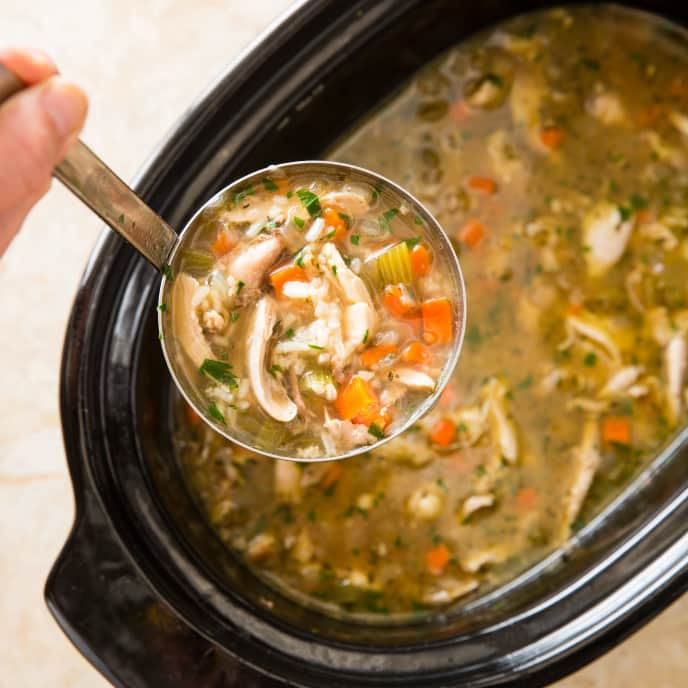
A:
[0, 45, 57, 84]
[0, 76, 87, 247]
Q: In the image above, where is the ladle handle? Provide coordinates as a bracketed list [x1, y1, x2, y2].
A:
[0, 64, 177, 271]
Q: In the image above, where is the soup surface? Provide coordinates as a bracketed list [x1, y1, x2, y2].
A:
[175, 5, 688, 618]
[161, 168, 460, 458]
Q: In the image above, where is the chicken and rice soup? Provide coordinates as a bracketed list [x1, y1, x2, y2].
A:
[160, 169, 461, 458]
[175, 5, 688, 618]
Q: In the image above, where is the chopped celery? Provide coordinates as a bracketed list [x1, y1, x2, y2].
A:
[371, 241, 413, 286]
[180, 249, 214, 277]
[300, 368, 335, 397]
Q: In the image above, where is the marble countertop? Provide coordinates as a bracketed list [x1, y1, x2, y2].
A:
[0, 1, 686, 686]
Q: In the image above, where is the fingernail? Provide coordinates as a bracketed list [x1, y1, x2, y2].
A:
[40, 76, 87, 138]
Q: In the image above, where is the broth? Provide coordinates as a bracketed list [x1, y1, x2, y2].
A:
[175, 5, 688, 618]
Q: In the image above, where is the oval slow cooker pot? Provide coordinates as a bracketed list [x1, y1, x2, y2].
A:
[48, 1, 688, 686]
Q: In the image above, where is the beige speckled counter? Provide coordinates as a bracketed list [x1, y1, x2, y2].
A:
[0, 1, 686, 686]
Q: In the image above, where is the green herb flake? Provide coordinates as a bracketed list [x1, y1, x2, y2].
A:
[233, 185, 254, 205]
[583, 351, 598, 367]
[630, 193, 649, 210]
[262, 177, 279, 192]
[269, 364, 284, 377]
[157, 302, 167, 313]
[200, 359, 239, 388]
[331, 264, 337, 275]
[295, 251, 306, 269]
[474, 464, 487, 477]
[297, 188, 322, 217]
[618, 205, 633, 221]
[162, 263, 174, 282]
[414, 215, 424, 225]
[284, 327, 295, 339]
[230, 312, 240, 323]
[379, 207, 399, 231]
[308, 344, 324, 350]
[351, 234, 360, 245]
[293, 216, 305, 229]
[362, 329, 369, 343]
[371, 183, 383, 203]
[436, 477, 448, 491]
[580, 57, 600, 71]
[208, 402, 226, 425]
[466, 324, 482, 348]
[368, 422, 385, 439]
[516, 374, 533, 390]
[338, 212, 351, 227]
[237, 280, 245, 294]
[307, 508, 317, 523]
[403, 236, 422, 249]
[393, 535, 403, 548]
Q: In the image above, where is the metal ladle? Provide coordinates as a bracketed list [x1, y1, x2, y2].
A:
[0, 65, 466, 462]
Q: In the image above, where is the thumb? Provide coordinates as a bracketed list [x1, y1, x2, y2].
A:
[0, 75, 87, 237]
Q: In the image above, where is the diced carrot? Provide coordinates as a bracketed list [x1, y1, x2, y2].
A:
[516, 487, 538, 510]
[439, 382, 458, 407]
[426, 544, 451, 575]
[567, 302, 583, 316]
[409, 243, 432, 276]
[383, 284, 417, 317]
[323, 206, 348, 239]
[184, 403, 202, 426]
[269, 264, 308, 297]
[635, 208, 652, 224]
[401, 341, 431, 365]
[637, 104, 662, 127]
[211, 230, 236, 257]
[321, 462, 343, 489]
[422, 298, 453, 345]
[430, 418, 456, 447]
[450, 99, 471, 121]
[601, 416, 631, 446]
[335, 376, 382, 426]
[458, 219, 485, 248]
[361, 344, 397, 368]
[467, 176, 497, 195]
[540, 126, 565, 149]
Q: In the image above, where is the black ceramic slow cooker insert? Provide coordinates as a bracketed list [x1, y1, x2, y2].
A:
[48, 1, 688, 686]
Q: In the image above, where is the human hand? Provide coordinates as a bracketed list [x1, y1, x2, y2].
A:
[0, 46, 88, 255]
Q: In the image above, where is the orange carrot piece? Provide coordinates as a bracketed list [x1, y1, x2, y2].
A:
[383, 284, 417, 317]
[401, 341, 431, 365]
[635, 208, 652, 224]
[450, 99, 471, 121]
[360, 344, 397, 368]
[422, 298, 453, 345]
[184, 403, 202, 426]
[458, 219, 485, 248]
[601, 416, 631, 446]
[211, 230, 236, 258]
[426, 544, 451, 575]
[430, 418, 456, 446]
[566, 302, 583, 316]
[540, 126, 565, 149]
[467, 176, 497, 195]
[321, 462, 343, 489]
[516, 487, 538, 510]
[637, 104, 662, 127]
[269, 264, 308, 297]
[323, 207, 348, 239]
[335, 376, 382, 426]
[410, 243, 432, 276]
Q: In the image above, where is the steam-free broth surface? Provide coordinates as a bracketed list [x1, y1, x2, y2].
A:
[176, 6, 688, 617]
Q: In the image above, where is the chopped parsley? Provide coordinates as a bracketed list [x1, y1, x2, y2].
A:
[362, 328, 369, 343]
[200, 359, 239, 388]
[403, 236, 422, 248]
[371, 183, 383, 203]
[583, 351, 598, 367]
[157, 302, 167, 312]
[237, 280, 245, 294]
[368, 422, 385, 439]
[379, 207, 399, 231]
[630, 193, 649, 210]
[230, 312, 240, 323]
[414, 215, 424, 225]
[297, 189, 322, 217]
[516, 374, 533, 390]
[350, 234, 360, 245]
[233, 185, 254, 204]
[208, 402, 225, 424]
[284, 327, 295, 339]
[262, 177, 279, 192]
[618, 205, 633, 221]
[295, 251, 305, 269]
[293, 216, 305, 229]
[308, 344, 324, 350]
[331, 264, 337, 275]
[162, 263, 174, 282]
[338, 212, 351, 227]
[269, 364, 284, 377]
